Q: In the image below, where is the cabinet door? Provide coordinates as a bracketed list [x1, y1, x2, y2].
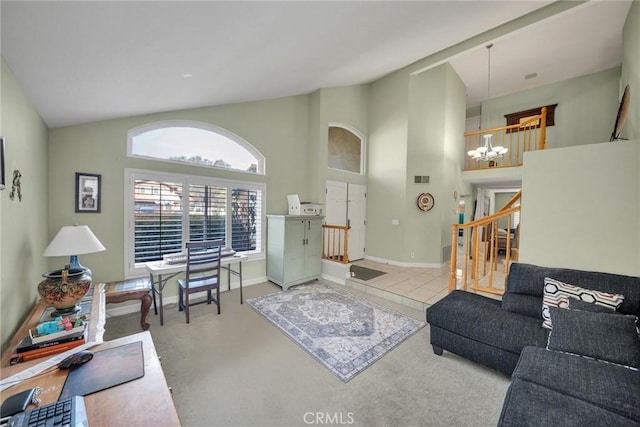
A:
[284, 219, 305, 282]
[304, 219, 323, 276]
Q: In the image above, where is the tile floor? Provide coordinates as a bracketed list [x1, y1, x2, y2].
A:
[344, 259, 452, 313]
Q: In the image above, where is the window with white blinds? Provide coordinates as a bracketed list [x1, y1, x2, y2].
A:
[126, 170, 264, 276]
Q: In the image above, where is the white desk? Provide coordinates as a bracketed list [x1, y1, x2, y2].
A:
[144, 254, 247, 325]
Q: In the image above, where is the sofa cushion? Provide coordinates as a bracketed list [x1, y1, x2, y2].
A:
[426, 290, 548, 355]
[512, 346, 640, 422]
[505, 263, 640, 317]
[498, 378, 640, 427]
[546, 307, 640, 368]
[501, 293, 542, 319]
[542, 277, 624, 329]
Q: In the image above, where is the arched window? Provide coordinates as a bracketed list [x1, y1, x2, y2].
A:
[328, 123, 365, 174]
[128, 121, 264, 175]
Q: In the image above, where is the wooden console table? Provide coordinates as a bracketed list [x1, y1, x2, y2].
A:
[105, 277, 152, 330]
[1, 283, 106, 367]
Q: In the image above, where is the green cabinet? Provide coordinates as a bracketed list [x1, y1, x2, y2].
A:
[266, 215, 323, 290]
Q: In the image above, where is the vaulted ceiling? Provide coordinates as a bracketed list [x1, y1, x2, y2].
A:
[1, 1, 631, 128]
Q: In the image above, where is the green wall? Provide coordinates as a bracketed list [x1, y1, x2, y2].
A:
[481, 67, 621, 148]
[367, 63, 469, 265]
[367, 70, 410, 262]
[47, 96, 312, 290]
[1, 60, 49, 351]
[521, 140, 639, 276]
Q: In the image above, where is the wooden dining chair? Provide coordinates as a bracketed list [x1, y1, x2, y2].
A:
[177, 240, 223, 323]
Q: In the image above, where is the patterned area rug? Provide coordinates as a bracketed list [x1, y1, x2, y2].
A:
[247, 282, 425, 382]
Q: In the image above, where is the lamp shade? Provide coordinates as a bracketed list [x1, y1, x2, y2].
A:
[43, 225, 106, 257]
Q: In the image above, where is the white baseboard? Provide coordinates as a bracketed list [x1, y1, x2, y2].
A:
[364, 255, 443, 269]
[105, 276, 268, 318]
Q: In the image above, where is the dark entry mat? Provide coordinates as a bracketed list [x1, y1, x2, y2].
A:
[350, 265, 386, 281]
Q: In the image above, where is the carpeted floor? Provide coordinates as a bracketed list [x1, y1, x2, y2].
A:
[104, 280, 510, 427]
[247, 283, 424, 381]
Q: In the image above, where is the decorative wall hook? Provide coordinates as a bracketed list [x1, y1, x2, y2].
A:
[9, 169, 22, 201]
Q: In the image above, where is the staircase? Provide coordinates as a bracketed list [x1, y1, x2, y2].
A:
[449, 191, 521, 296]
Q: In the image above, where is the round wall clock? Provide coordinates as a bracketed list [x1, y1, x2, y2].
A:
[417, 192, 434, 211]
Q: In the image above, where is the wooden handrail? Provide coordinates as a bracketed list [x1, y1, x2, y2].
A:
[464, 108, 547, 171]
[449, 192, 521, 295]
[499, 190, 522, 212]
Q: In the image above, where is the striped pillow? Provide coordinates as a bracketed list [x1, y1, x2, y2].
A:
[542, 277, 624, 329]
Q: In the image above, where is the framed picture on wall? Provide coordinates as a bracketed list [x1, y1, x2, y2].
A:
[0, 137, 5, 191]
[75, 172, 101, 213]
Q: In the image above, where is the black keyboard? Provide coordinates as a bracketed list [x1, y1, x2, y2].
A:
[6, 396, 88, 427]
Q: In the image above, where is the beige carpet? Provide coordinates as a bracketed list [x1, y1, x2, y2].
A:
[104, 280, 510, 427]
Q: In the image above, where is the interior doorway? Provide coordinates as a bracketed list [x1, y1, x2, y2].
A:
[325, 180, 367, 261]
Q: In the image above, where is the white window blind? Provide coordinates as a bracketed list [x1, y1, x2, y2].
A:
[127, 170, 264, 276]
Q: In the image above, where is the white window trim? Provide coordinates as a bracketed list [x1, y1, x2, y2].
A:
[327, 122, 366, 176]
[127, 120, 266, 175]
[124, 168, 266, 278]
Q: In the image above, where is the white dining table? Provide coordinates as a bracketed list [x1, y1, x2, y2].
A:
[144, 254, 247, 325]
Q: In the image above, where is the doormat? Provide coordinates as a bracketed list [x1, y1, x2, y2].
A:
[247, 282, 424, 382]
[350, 265, 386, 281]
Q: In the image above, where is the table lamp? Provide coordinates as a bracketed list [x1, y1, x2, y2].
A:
[39, 225, 106, 316]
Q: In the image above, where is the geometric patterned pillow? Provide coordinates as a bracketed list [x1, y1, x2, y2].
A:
[542, 277, 624, 329]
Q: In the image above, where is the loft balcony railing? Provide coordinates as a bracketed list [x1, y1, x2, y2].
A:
[465, 107, 547, 171]
[322, 224, 349, 264]
[449, 191, 521, 296]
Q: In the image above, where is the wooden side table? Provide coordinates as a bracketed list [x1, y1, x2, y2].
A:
[105, 278, 152, 330]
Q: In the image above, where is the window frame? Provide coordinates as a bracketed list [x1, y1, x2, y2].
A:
[127, 120, 265, 175]
[124, 168, 266, 277]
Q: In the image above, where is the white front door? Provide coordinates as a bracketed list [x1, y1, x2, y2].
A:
[347, 184, 366, 261]
[325, 180, 347, 226]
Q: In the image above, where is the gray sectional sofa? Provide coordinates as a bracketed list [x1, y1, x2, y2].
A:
[425, 263, 640, 425]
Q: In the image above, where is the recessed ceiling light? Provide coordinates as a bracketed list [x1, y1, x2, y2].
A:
[525, 72, 538, 80]
[183, 73, 193, 78]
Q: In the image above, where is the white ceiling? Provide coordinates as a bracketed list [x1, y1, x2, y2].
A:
[1, 1, 631, 128]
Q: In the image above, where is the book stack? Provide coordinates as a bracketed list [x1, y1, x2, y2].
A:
[9, 319, 88, 365]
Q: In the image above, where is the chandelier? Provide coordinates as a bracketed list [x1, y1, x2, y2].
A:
[467, 134, 508, 161]
[467, 43, 508, 162]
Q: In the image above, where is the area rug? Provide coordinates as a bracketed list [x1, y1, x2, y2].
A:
[247, 282, 425, 382]
[350, 265, 386, 281]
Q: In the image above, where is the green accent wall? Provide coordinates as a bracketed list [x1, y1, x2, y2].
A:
[1, 60, 49, 351]
[481, 67, 621, 149]
[47, 96, 313, 290]
[521, 140, 639, 276]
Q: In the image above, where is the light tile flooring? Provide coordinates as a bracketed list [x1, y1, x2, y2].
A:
[344, 259, 451, 313]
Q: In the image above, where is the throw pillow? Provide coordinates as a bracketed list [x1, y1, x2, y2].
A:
[542, 277, 624, 329]
[568, 298, 619, 313]
[546, 306, 640, 369]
